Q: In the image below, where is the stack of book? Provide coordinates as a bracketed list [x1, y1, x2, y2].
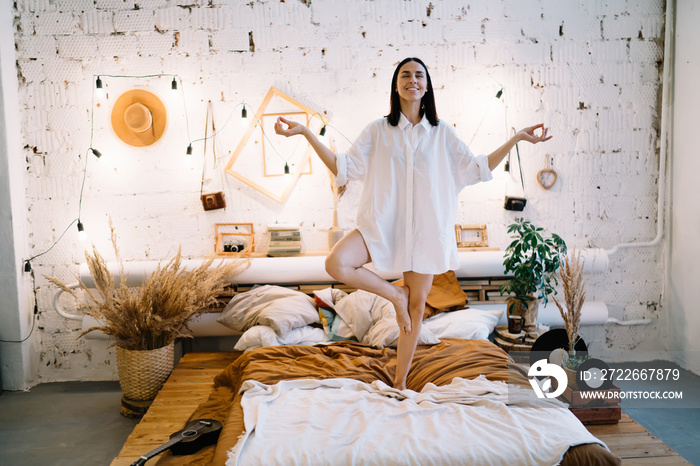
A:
[268, 225, 301, 256]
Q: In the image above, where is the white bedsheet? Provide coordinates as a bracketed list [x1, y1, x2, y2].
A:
[227, 376, 608, 466]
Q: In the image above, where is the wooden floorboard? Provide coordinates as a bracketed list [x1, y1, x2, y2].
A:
[112, 352, 690, 465]
[110, 352, 235, 466]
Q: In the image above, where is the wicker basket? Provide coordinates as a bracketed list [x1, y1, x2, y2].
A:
[115, 342, 175, 401]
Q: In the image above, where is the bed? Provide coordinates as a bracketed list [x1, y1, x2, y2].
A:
[149, 339, 622, 466]
[110, 271, 624, 466]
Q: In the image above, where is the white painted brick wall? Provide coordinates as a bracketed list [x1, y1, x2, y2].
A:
[12, 0, 667, 382]
[79, 10, 115, 35]
[114, 9, 156, 33]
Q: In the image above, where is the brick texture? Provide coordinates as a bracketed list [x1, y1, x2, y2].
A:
[13, 0, 666, 382]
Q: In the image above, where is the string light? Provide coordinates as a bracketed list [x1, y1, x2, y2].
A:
[23, 74, 191, 271]
[185, 102, 246, 155]
[284, 162, 290, 175]
[240, 104, 248, 127]
[95, 76, 104, 99]
[77, 221, 87, 242]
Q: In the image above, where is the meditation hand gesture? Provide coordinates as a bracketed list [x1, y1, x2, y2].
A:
[516, 123, 552, 144]
[274, 116, 307, 138]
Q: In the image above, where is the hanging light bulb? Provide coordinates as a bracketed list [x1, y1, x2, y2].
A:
[90, 147, 102, 158]
[240, 104, 249, 127]
[495, 88, 504, 99]
[95, 76, 105, 99]
[318, 125, 328, 144]
[171, 77, 178, 91]
[284, 162, 290, 175]
[186, 144, 193, 155]
[77, 221, 87, 242]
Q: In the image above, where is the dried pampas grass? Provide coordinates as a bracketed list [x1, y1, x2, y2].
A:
[47, 223, 248, 350]
[552, 249, 587, 356]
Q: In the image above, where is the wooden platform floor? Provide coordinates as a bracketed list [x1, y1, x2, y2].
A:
[111, 352, 691, 466]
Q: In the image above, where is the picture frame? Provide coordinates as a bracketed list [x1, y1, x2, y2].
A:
[224, 87, 328, 204]
[215, 223, 254, 255]
[455, 224, 489, 248]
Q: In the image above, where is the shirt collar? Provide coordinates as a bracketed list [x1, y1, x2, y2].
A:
[398, 112, 431, 131]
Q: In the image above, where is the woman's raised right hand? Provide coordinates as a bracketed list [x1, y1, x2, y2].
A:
[274, 116, 306, 138]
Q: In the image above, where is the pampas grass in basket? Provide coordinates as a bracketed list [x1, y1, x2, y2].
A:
[47, 223, 249, 351]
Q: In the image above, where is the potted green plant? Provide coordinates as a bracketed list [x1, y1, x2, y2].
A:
[562, 354, 592, 388]
[499, 218, 566, 333]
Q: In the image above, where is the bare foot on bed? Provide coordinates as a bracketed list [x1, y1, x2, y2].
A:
[391, 285, 411, 334]
[393, 380, 407, 390]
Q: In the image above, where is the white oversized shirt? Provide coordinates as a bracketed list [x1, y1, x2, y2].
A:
[335, 113, 492, 275]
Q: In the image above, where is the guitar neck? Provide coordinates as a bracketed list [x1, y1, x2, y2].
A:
[131, 437, 182, 466]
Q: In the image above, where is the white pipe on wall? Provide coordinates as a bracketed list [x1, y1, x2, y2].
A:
[605, 0, 673, 257]
[54, 249, 611, 335]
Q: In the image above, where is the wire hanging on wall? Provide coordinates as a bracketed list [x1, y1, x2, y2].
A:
[24, 73, 190, 273]
[0, 268, 39, 344]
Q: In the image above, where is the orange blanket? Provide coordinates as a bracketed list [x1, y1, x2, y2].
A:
[156, 339, 619, 465]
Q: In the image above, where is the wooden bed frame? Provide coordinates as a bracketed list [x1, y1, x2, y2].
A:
[111, 351, 691, 466]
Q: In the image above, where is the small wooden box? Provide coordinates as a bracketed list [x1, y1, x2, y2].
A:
[560, 384, 622, 425]
[568, 406, 621, 425]
[562, 384, 621, 408]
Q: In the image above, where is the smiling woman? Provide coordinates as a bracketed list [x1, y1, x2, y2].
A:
[274, 56, 552, 389]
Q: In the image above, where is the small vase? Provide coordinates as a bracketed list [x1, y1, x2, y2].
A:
[328, 210, 344, 249]
[506, 297, 527, 318]
[523, 298, 540, 334]
[115, 341, 175, 401]
[563, 366, 578, 389]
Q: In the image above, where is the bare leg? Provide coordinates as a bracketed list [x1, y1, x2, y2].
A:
[325, 229, 411, 334]
[393, 271, 433, 390]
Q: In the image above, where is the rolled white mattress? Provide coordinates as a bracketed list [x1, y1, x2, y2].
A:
[78, 248, 609, 287]
[71, 248, 609, 339]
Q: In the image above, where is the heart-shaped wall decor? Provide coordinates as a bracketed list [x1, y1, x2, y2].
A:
[537, 168, 557, 190]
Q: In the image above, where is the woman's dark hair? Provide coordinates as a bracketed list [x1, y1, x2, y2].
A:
[386, 57, 439, 127]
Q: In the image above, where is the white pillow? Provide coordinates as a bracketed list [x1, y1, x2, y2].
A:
[234, 325, 327, 352]
[364, 310, 441, 348]
[423, 308, 503, 340]
[334, 290, 440, 348]
[218, 285, 320, 339]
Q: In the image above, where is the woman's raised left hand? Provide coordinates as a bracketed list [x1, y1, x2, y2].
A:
[517, 123, 552, 144]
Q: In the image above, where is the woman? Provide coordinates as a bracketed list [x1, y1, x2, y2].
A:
[275, 57, 551, 389]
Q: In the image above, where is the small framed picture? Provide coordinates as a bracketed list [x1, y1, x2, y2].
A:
[215, 223, 254, 255]
[455, 224, 489, 248]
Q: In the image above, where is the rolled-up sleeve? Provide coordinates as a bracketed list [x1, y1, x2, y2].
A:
[447, 127, 493, 191]
[458, 153, 493, 188]
[334, 123, 373, 187]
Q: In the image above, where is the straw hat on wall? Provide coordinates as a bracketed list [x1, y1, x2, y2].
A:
[110, 89, 168, 147]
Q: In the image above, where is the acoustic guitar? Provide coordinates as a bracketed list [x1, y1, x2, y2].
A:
[131, 418, 223, 465]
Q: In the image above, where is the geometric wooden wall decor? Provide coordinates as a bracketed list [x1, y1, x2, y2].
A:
[224, 87, 329, 204]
